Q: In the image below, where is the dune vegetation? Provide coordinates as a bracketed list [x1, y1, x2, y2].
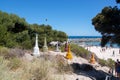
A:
[0, 46, 74, 80]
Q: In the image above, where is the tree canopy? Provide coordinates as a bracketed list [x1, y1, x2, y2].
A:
[92, 6, 120, 47]
[0, 11, 68, 49]
[116, 0, 120, 3]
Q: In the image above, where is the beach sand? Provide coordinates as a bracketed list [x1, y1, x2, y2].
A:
[85, 46, 120, 61]
[48, 50, 110, 80]
[24, 48, 115, 80]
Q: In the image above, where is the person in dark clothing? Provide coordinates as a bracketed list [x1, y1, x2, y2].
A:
[112, 50, 115, 56]
[115, 59, 120, 79]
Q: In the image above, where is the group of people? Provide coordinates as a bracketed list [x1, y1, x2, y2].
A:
[115, 59, 120, 78]
[108, 59, 120, 79]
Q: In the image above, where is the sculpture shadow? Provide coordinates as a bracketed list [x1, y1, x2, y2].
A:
[70, 63, 118, 80]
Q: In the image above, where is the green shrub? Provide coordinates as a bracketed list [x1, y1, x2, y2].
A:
[98, 58, 115, 68]
[98, 59, 107, 66]
[70, 44, 90, 58]
[106, 58, 115, 68]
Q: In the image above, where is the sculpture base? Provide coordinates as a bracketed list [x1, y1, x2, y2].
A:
[43, 46, 48, 52]
[33, 47, 40, 57]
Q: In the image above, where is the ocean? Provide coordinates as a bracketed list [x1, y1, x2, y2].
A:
[68, 36, 101, 39]
[68, 36, 120, 48]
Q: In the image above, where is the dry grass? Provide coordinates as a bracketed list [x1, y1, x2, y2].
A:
[0, 47, 25, 59]
[0, 47, 74, 80]
[53, 55, 73, 74]
[0, 56, 63, 80]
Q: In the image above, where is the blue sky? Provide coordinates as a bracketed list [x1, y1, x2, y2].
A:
[0, 0, 117, 36]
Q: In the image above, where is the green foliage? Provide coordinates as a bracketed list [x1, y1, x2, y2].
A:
[98, 58, 115, 68]
[116, 0, 120, 3]
[0, 11, 68, 49]
[70, 44, 90, 59]
[106, 58, 115, 68]
[98, 59, 107, 66]
[0, 25, 7, 46]
[92, 6, 120, 46]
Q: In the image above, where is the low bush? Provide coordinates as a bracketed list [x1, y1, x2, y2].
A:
[106, 58, 115, 68]
[98, 59, 107, 66]
[98, 58, 115, 68]
[70, 44, 90, 59]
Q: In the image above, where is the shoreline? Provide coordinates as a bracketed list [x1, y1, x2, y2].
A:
[83, 45, 120, 61]
[69, 38, 101, 42]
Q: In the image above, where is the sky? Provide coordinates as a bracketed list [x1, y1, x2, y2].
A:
[0, 0, 118, 36]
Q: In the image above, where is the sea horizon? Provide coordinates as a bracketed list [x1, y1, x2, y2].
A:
[68, 36, 102, 39]
[68, 36, 120, 48]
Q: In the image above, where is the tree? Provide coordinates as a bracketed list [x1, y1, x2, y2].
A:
[116, 0, 120, 3]
[0, 10, 68, 49]
[0, 25, 7, 46]
[92, 6, 120, 46]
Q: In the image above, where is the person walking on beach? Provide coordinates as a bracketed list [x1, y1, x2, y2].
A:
[115, 59, 120, 79]
[113, 50, 115, 56]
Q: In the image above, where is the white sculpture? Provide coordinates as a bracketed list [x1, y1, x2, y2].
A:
[55, 41, 61, 52]
[43, 37, 48, 52]
[33, 34, 40, 57]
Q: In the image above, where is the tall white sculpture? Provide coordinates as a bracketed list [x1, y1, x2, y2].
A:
[33, 34, 40, 56]
[43, 37, 48, 52]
